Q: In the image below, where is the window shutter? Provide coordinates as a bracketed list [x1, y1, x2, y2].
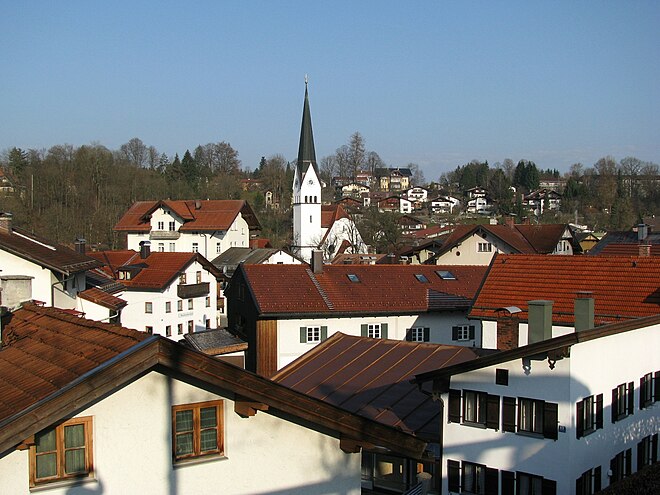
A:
[611, 387, 619, 423]
[300, 327, 307, 343]
[610, 457, 617, 482]
[542, 478, 557, 495]
[502, 396, 516, 432]
[543, 402, 558, 440]
[652, 434, 658, 463]
[640, 375, 647, 409]
[593, 466, 601, 492]
[654, 371, 660, 402]
[447, 459, 460, 492]
[485, 467, 498, 495]
[448, 389, 461, 423]
[424, 327, 430, 342]
[638, 440, 645, 471]
[627, 381, 634, 415]
[361, 324, 368, 337]
[405, 329, 412, 341]
[452, 326, 459, 340]
[486, 394, 500, 430]
[575, 477, 583, 495]
[576, 400, 584, 439]
[321, 326, 328, 341]
[596, 393, 603, 429]
[625, 448, 632, 476]
[501, 470, 515, 495]
[469, 325, 475, 340]
[381, 323, 388, 339]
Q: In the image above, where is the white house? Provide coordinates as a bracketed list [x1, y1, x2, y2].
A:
[114, 199, 261, 260]
[81, 243, 222, 339]
[0, 212, 101, 309]
[524, 188, 562, 217]
[225, 258, 488, 376]
[430, 195, 460, 214]
[0, 303, 425, 495]
[467, 196, 491, 214]
[412, 311, 660, 495]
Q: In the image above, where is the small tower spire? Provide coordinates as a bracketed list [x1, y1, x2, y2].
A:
[296, 77, 317, 178]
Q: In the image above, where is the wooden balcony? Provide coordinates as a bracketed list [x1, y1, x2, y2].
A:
[177, 282, 210, 299]
[150, 230, 181, 240]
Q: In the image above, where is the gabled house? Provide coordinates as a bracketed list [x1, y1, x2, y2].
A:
[377, 195, 413, 214]
[429, 221, 575, 265]
[523, 188, 562, 216]
[339, 181, 370, 199]
[412, 312, 660, 495]
[469, 254, 660, 349]
[588, 224, 659, 257]
[429, 195, 460, 214]
[467, 196, 492, 214]
[0, 213, 101, 309]
[225, 258, 488, 376]
[273, 333, 483, 494]
[376, 167, 413, 192]
[82, 243, 222, 338]
[0, 303, 425, 494]
[398, 215, 427, 235]
[114, 199, 261, 260]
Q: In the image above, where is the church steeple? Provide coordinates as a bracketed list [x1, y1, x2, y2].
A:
[296, 77, 318, 178]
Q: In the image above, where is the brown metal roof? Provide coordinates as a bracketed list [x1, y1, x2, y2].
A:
[272, 333, 481, 442]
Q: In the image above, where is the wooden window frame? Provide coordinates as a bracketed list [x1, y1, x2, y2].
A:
[145, 301, 153, 314]
[29, 416, 93, 487]
[406, 327, 430, 342]
[172, 400, 224, 462]
[576, 394, 603, 439]
[612, 382, 634, 423]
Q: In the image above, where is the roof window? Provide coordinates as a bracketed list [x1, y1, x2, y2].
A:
[436, 270, 456, 280]
[415, 274, 430, 283]
[347, 274, 360, 283]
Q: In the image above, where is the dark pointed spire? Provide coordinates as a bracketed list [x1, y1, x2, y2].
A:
[297, 77, 318, 177]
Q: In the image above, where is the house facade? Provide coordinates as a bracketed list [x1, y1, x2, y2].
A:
[413, 313, 660, 495]
[114, 199, 261, 260]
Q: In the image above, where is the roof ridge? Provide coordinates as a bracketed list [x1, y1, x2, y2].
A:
[305, 269, 334, 310]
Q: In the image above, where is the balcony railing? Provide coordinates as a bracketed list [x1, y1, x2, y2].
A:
[150, 230, 181, 240]
[178, 282, 210, 299]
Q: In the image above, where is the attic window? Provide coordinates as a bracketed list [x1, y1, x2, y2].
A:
[436, 270, 456, 280]
[415, 274, 430, 283]
[347, 274, 360, 283]
[118, 270, 131, 280]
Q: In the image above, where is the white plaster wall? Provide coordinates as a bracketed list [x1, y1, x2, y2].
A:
[482, 320, 575, 349]
[277, 313, 481, 370]
[293, 167, 322, 262]
[119, 260, 218, 338]
[76, 298, 114, 323]
[434, 233, 516, 266]
[0, 371, 361, 495]
[263, 251, 302, 265]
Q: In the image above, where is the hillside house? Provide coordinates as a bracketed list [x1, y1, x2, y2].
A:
[376, 167, 413, 192]
[523, 188, 562, 216]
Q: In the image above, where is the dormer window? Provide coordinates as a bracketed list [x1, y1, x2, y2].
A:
[118, 270, 131, 280]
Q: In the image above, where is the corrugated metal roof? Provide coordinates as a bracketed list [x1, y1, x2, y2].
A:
[273, 333, 481, 442]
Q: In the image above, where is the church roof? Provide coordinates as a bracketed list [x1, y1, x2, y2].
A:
[296, 80, 319, 179]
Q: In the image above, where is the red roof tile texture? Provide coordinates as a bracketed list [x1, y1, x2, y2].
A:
[114, 200, 259, 232]
[242, 264, 488, 315]
[0, 304, 148, 425]
[273, 333, 481, 441]
[470, 254, 660, 325]
[321, 204, 350, 228]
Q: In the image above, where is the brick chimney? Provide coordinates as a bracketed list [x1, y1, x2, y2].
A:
[505, 216, 515, 229]
[497, 312, 520, 350]
[639, 244, 652, 257]
[0, 212, 13, 234]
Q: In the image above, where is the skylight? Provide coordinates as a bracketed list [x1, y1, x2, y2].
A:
[415, 274, 429, 283]
[436, 270, 456, 280]
[347, 274, 360, 283]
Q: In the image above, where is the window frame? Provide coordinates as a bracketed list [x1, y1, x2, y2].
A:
[461, 461, 486, 494]
[165, 301, 171, 313]
[452, 324, 475, 341]
[612, 382, 634, 423]
[576, 394, 603, 439]
[145, 301, 153, 314]
[172, 400, 224, 462]
[518, 397, 544, 435]
[406, 327, 430, 342]
[368, 323, 381, 339]
[477, 242, 492, 253]
[30, 416, 94, 487]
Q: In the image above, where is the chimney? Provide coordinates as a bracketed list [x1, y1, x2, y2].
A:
[505, 216, 515, 229]
[528, 300, 553, 344]
[195, 200, 202, 210]
[311, 249, 323, 274]
[574, 293, 595, 332]
[637, 224, 648, 241]
[0, 212, 13, 234]
[139, 240, 151, 259]
[497, 313, 520, 350]
[74, 238, 86, 254]
[639, 244, 652, 257]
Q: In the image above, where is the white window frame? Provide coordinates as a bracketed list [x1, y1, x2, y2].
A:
[368, 323, 381, 339]
[477, 242, 492, 252]
[409, 327, 426, 342]
[455, 325, 471, 341]
[306, 326, 321, 343]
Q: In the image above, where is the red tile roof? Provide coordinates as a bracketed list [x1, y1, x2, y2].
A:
[273, 333, 481, 441]
[240, 264, 488, 315]
[114, 200, 260, 232]
[78, 287, 127, 311]
[321, 204, 350, 228]
[0, 303, 149, 426]
[470, 254, 660, 325]
[595, 244, 660, 256]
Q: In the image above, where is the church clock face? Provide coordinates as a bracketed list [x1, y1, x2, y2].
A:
[308, 179, 314, 185]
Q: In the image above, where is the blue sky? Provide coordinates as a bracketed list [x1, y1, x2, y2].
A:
[1, 1, 658, 179]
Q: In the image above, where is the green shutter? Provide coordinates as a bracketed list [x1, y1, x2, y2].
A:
[300, 327, 307, 343]
[381, 323, 388, 339]
[321, 326, 328, 340]
[361, 324, 368, 337]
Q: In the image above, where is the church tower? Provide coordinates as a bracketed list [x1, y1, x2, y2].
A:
[292, 79, 322, 263]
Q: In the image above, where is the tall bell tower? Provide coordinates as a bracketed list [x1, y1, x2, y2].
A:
[292, 78, 322, 263]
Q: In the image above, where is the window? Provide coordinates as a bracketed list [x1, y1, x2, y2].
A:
[640, 372, 658, 409]
[302, 326, 322, 343]
[610, 448, 632, 483]
[177, 323, 183, 335]
[406, 327, 430, 342]
[519, 398, 543, 434]
[169, 221, 175, 231]
[360, 323, 387, 339]
[206, 296, 211, 308]
[447, 460, 498, 494]
[502, 397, 558, 439]
[496, 369, 509, 386]
[196, 271, 202, 283]
[30, 417, 93, 486]
[165, 301, 171, 313]
[145, 326, 153, 334]
[158, 221, 164, 230]
[638, 434, 658, 470]
[612, 382, 634, 422]
[205, 319, 211, 329]
[172, 400, 223, 461]
[414, 274, 429, 283]
[576, 467, 601, 495]
[436, 270, 456, 280]
[517, 472, 544, 495]
[462, 461, 486, 494]
[177, 300, 183, 312]
[166, 325, 172, 337]
[216, 243, 221, 254]
[145, 302, 153, 314]
[180, 273, 187, 284]
[463, 390, 487, 425]
[347, 273, 360, 283]
[452, 325, 475, 341]
[188, 299, 193, 310]
[188, 320, 194, 333]
[169, 242, 176, 252]
[192, 243, 199, 253]
[158, 243, 165, 252]
[477, 242, 492, 252]
[448, 389, 500, 430]
[368, 324, 380, 339]
[576, 394, 603, 438]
